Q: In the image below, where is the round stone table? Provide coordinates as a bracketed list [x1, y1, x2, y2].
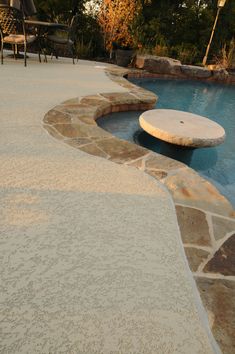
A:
[139, 109, 226, 147]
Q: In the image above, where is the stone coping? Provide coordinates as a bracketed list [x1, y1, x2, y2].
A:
[43, 65, 235, 353]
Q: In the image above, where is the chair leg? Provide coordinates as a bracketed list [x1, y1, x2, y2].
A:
[50, 48, 56, 61]
[73, 44, 78, 63]
[40, 38, 47, 62]
[24, 42, 27, 67]
[52, 43, 59, 60]
[50, 44, 58, 60]
[37, 38, 41, 63]
[38, 48, 41, 63]
[70, 44, 75, 64]
[43, 48, 47, 63]
[1, 40, 3, 65]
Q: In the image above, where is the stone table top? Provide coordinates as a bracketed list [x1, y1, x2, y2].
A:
[139, 109, 226, 147]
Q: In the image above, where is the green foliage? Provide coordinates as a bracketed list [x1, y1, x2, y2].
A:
[170, 44, 201, 65]
[75, 14, 105, 58]
[75, 39, 93, 58]
[134, 0, 235, 64]
[34, 0, 84, 22]
[131, 16, 164, 49]
[34, 0, 104, 59]
[33, 0, 235, 64]
[214, 38, 235, 69]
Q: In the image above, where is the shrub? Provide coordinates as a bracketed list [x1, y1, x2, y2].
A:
[169, 44, 200, 65]
[98, 0, 142, 53]
[213, 39, 235, 69]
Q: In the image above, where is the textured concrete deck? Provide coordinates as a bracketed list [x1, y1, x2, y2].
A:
[0, 55, 219, 353]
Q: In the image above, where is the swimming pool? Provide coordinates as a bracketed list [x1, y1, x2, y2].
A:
[98, 78, 235, 207]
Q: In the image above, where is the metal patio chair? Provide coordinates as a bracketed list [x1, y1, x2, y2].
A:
[46, 14, 79, 64]
[0, 4, 36, 66]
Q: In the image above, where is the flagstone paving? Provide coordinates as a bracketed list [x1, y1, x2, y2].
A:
[43, 66, 235, 353]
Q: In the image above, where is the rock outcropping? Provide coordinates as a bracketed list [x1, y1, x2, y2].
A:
[180, 65, 211, 78]
[135, 55, 182, 76]
[135, 55, 234, 83]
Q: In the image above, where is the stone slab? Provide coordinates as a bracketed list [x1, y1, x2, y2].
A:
[164, 168, 235, 217]
[139, 109, 226, 147]
[184, 247, 210, 272]
[196, 277, 235, 354]
[212, 215, 235, 241]
[176, 206, 211, 246]
[204, 234, 235, 276]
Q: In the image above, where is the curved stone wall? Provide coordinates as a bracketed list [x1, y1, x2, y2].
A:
[43, 66, 235, 353]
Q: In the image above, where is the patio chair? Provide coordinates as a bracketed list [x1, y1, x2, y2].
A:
[46, 14, 79, 64]
[0, 4, 36, 66]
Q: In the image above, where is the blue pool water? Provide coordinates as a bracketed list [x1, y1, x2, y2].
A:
[98, 78, 235, 206]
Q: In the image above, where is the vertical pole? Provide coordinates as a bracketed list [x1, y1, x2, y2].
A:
[110, 0, 119, 60]
[202, 7, 221, 66]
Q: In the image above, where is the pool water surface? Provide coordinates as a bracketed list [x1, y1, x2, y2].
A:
[98, 78, 235, 207]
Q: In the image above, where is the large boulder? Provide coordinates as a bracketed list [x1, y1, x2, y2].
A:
[135, 55, 182, 76]
[181, 65, 211, 78]
[212, 69, 229, 81]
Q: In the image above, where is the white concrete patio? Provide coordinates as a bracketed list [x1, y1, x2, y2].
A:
[0, 54, 219, 353]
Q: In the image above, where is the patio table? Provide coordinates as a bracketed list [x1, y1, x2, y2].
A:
[25, 20, 68, 61]
[25, 20, 68, 29]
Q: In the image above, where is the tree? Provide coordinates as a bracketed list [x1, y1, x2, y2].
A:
[137, 0, 234, 63]
[98, 0, 142, 52]
[34, 0, 84, 22]
[34, 0, 235, 63]
[33, 0, 104, 59]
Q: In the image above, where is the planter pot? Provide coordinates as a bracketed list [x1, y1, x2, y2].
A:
[115, 49, 134, 67]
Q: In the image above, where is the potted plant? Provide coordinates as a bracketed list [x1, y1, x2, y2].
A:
[112, 41, 135, 67]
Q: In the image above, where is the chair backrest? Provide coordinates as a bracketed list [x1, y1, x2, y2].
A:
[0, 5, 24, 36]
[53, 13, 79, 43]
[68, 14, 80, 42]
